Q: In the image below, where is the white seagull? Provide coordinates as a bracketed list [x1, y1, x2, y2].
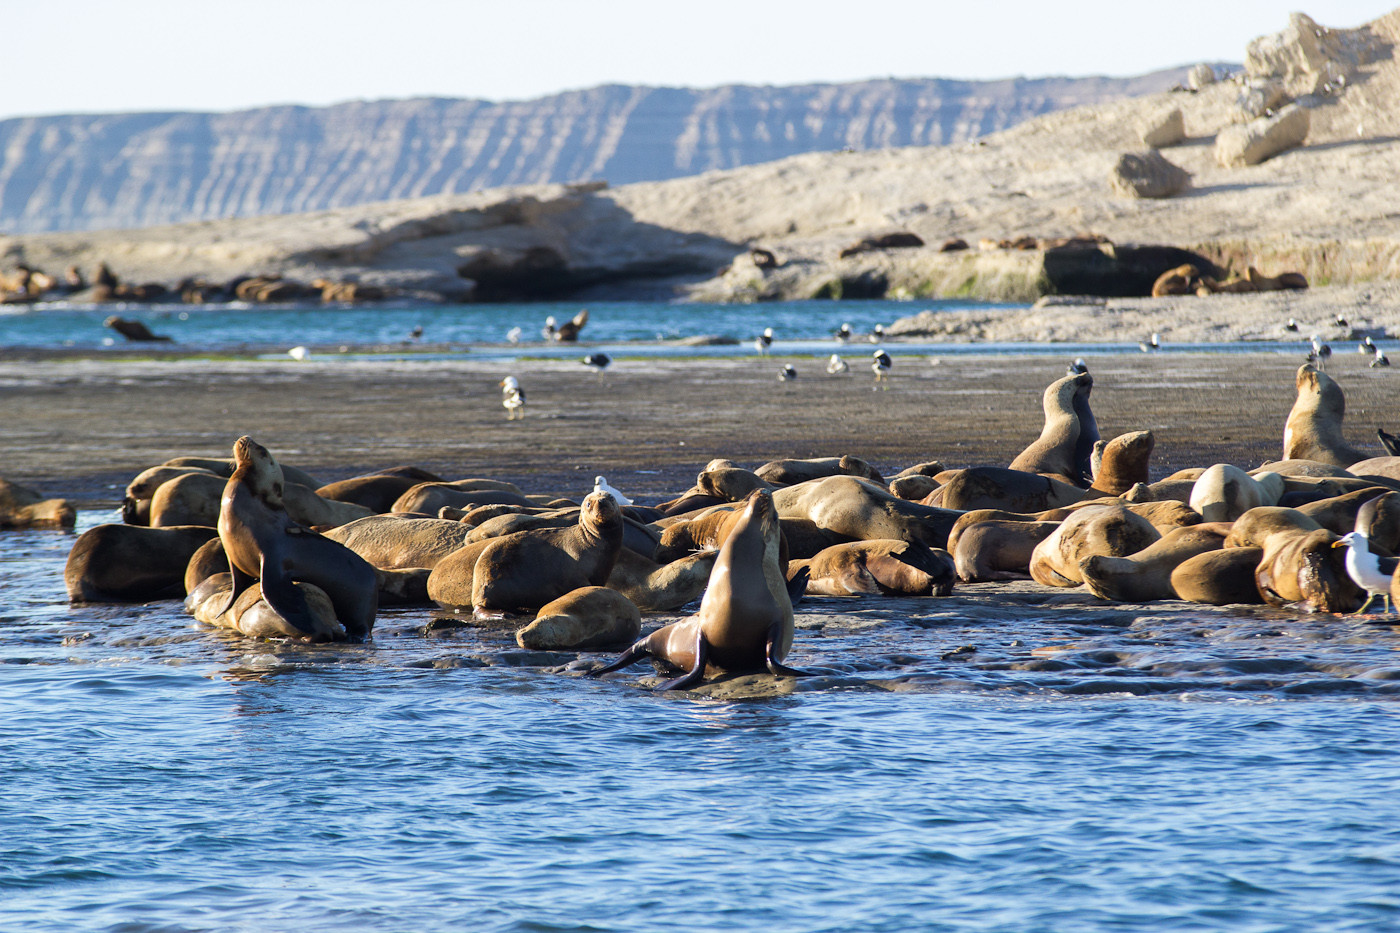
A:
[826, 354, 849, 375]
[868, 324, 886, 344]
[1374, 349, 1392, 368]
[593, 475, 633, 506]
[287, 346, 310, 361]
[1334, 530, 1398, 614]
[506, 326, 522, 344]
[500, 376, 526, 420]
[1308, 334, 1332, 370]
[542, 316, 558, 340]
[1067, 358, 1088, 375]
[836, 322, 854, 342]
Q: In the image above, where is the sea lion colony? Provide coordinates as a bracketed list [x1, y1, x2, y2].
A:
[35, 360, 1400, 689]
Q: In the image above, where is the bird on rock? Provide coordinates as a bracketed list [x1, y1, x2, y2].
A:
[594, 475, 633, 506]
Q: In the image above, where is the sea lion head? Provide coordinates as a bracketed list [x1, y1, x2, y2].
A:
[580, 490, 623, 533]
[231, 435, 285, 508]
[736, 488, 781, 555]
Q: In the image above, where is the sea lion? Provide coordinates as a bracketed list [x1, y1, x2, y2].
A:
[216, 436, 378, 638]
[1223, 506, 1323, 549]
[515, 586, 642, 650]
[1255, 527, 1358, 612]
[791, 539, 956, 596]
[1296, 489, 1400, 549]
[935, 466, 1092, 513]
[123, 465, 219, 523]
[696, 464, 770, 501]
[1246, 267, 1308, 291]
[1088, 430, 1153, 495]
[588, 489, 802, 690]
[452, 491, 624, 616]
[952, 520, 1060, 582]
[888, 474, 941, 501]
[755, 455, 884, 487]
[1170, 548, 1267, 605]
[1347, 457, 1400, 482]
[322, 515, 474, 569]
[1151, 264, 1202, 297]
[1008, 371, 1095, 485]
[103, 315, 172, 342]
[893, 460, 948, 479]
[391, 481, 535, 515]
[655, 505, 790, 571]
[606, 549, 717, 611]
[160, 455, 322, 490]
[1029, 503, 1161, 587]
[0, 476, 76, 529]
[464, 508, 661, 558]
[186, 574, 344, 641]
[315, 467, 443, 513]
[772, 475, 960, 549]
[1189, 464, 1285, 522]
[65, 524, 219, 602]
[1079, 523, 1230, 602]
[151, 471, 372, 529]
[1283, 364, 1369, 467]
[1253, 459, 1357, 478]
[184, 537, 229, 594]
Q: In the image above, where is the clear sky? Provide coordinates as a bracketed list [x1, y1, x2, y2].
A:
[3, 0, 1395, 120]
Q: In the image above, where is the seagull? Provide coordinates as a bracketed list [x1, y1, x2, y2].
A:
[755, 327, 774, 356]
[1068, 358, 1089, 375]
[582, 352, 611, 374]
[1138, 333, 1161, 353]
[1285, 318, 1299, 332]
[1373, 349, 1391, 368]
[593, 475, 633, 506]
[542, 316, 557, 340]
[1308, 335, 1332, 369]
[500, 376, 526, 420]
[1360, 336, 1376, 354]
[779, 363, 797, 382]
[506, 326, 522, 344]
[409, 325, 423, 341]
[868, 324, 886, 344]
[1336, 312, 1350, 328]
[554, 309, 589, 342]
[826, 354, 849, 374]
[287, 346, 310, 361]
[836, 322, 854, 342]
[1333, 530, 1397, 614]
[872, 349, 892, 388]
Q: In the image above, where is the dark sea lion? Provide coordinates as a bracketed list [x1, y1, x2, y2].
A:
[952, 520, 1060, 582]
[65, 524, 219, 602]
[589, 489, 803, 689]
[316, 468, 442, 513]
[184, 536, 228, 594]
[1283, 364, 1369, 467]
[755, 455, 884, 487]
[461, 491, 624, 616]
[103, 315, 172, 342]
[1008, 371, 1094, 485]
[1255, 527, 1359, 612]
[936, 466, 1092, 513]
[1170, 548, 1267, 605]
[515, 586, 642, 650]
[0, 476, 76, 529]
[1079, 523, 1230, 602]
[216, 436, 379, 638]
[1029, 503, 1160, 587]
[792, 539, 956, 596]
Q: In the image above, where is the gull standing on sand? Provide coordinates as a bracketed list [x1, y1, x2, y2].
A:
[507, 326, 522, 344]
[836, 323, 853, 342]
[287, 346, 310, 361]
[1360, 336, 1376, 354]
[1334, 530, 1397, 614]
[872, 349, 892, 388]
[1373, 348, 1391, 368]
[1308, 335, 1332, 369]
[594, 476, 633, 506]
[1285, 318, 1299, 332]
[1138, 333, 1161, 353]
[827, 354, 849, 374]
[779, 363, 797, 383]
[755, 327, 774, 355]
[582, 352, 611, 374]
[868, 324, 885, 344]
[500, 376, 526, 420]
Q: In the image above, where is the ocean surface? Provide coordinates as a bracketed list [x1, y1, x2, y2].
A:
[6, 299, 1400, 931]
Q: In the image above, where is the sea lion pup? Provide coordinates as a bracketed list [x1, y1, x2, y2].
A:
[1029, 503, 1160, 587]
[588, 489, 804, 690]
[1189, 464, 1286, 522]
[755, 455, 885, 487]
[1246, 266, 1308, 291]
[1008, 371, 1096, 486]
[1088, 430, 1153, 495]
[186, 574, 344, 642]
[789, 539, 956, 597]
[65, 524, 218, 602]
[952, 520, 1060, 582]
[772, 475, 960, 549]
[0, 476, 76, 529]
[606, 549, 717, 611]
[215, 436, 379, 639]
[463, 491, 624, 617]
[391, 481, 535, 515]
[1170, 548, 1267, 605]
[1151, 263, 1202, 297]
[315, 467, 443, 513]
[1079, 524, 1231, 602]
[1283, 364, 1370, 467]
[936, 466, 1094, 513]
[322, 515, 474, 570]
[515, 586, 641, 650]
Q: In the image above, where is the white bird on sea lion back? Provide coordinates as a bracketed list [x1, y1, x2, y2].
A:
[593, 475, 633, 506]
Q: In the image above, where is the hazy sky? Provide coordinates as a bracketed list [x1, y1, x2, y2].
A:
[4, 0, 1395, 120]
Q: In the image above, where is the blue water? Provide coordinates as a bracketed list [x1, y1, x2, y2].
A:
[6, 512, 1400, 931]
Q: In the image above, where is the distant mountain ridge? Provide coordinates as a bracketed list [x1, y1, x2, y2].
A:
[0, 67, 1216, 233]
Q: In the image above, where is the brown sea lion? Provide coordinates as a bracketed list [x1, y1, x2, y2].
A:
[1189, 464, 1285, 522]
[184, 537, 228, 594]
[893, 460, 948, 479]
[945, 508, 1076, 556]
[0, 476, 76, 529]
[1246, 267, 1308, 291]
[889, 474, 941, 501]
[1170, 548, 1267, 605]
[772, 475, 960, 549]
[151, 471, 372, 529]
[465, 508, 661, 558]
[1029, 503, 1161, 587]
[1283, 364, 1369, 467]
[1151, 264, 1202, 297]
[1008, 371, 1096, 485]
[186, 574, 344, 641]
[1296, 489, 1400, 549]
[1079, 524, 1230, 602]
[216, 436, 378, 638]
[1089, 430, 1153, 495]
[515, 586, 642, 650]
[952, 520, 1060, 582]
[1253, 460, 1357, 478]
[790, 539, 955, 597]
[606, 549, 717, 612]
[588, 489, 803, 690]
[159, 455, 322, 490]
[315, 468, 443, 513]
[755, 455, 884, 487]
[696, 464, 770, 501]
[456, 491, 624, 616]
[1255, 527, 1359, 612]
[322, 515, 474, 570]
[1347, 457, 1400, 482]
[391, 481, 535, 515]
[1224, 506, 1323, 549]
[65, 524, 219, 602]
[123, 465, 219, 523]
[936, 466, 1092, 513]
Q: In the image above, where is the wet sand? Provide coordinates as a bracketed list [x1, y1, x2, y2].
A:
[5, 348, 1400, 505]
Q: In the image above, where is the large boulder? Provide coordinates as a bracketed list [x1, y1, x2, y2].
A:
[1187, 64, 1218, 91]
[1109, 150, 1191, 199]
[1245, 12, 1357, 97]
[1215, 104, 1310, 167]
[1138, 108, 1185, 149]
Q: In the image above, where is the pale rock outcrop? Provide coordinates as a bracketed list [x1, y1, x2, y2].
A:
[1245, 12, 1370, 97]
[1139, 108, 1186, 148]
[1188, 64, 1219, 91]
[1214, 104, 1310, 166]
[1109, 150, 1191, 198]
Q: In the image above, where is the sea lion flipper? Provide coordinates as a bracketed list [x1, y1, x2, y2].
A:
[785, 566, 809, 604]
[765, 620, 810, 679]
[211, 561, 255, 619]
[586, 639, 654, 678]
[657, 630, 708, 691]
[257, 557, 320, 635]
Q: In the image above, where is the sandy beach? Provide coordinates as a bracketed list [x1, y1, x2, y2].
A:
[6, 346, 1400, 506]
